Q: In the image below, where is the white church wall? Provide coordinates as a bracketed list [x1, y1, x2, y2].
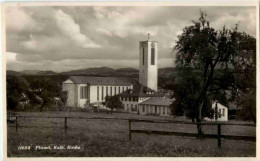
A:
[147, 42, 158, 92]
[77, 84, 88, 108]
[89, 85, 131, 104]
[89, 85, 98, 104]
[139, 41, 158, 92]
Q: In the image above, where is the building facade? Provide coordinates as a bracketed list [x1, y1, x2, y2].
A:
[118, 85, 164, 113]
[62, 76, 134, 108]
[138, 97, 173, 116]
[205, 101, 228, 121]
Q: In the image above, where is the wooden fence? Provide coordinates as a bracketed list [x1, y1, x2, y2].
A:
[10, 116, 256, 148]
[128, 119, 256, 148]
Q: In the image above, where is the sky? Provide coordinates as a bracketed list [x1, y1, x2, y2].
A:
[5, 6, 256, 72]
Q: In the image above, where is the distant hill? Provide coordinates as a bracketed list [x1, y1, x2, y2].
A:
[20, 70, 41, 75]
[6, 67, 177, 78]
[36, 71, 57, 75]
[113, 68, 138, 77]
[158, 67, 176, 77]
[6, 70, 22, 76]
[61, 67, 115, 75]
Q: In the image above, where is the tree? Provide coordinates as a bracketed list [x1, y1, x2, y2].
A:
[60, 91, 68, 107]
[7, 75, 29, 110]
[174, 11, 256, 133]
[170, 67, 214, 122]
[104, 95, 123, 114]
[29, 77, 57, 112]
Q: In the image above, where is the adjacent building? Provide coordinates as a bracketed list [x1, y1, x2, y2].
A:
[138, 97, 173, 116]
[205, 100, 228, 121]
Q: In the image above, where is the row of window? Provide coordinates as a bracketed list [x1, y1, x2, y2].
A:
[141, 105, 169, 115]
[121, 97, 138, 102]
[142, 47, 155, 65]
[97, 86, 129, 101]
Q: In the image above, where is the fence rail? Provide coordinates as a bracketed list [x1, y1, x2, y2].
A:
[128, 119, 256, 148]
[9, 115, 256, 149]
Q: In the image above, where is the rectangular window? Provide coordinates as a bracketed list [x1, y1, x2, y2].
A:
[118, 87, 120, 93]
[115, 87, 117, 95]
[102, 86, 104, 100]
[106, 87, 108, 96]
[97, 86, 99, 101]
[143, 48, 145, 65]
[123, 87, 124, 92]
[163, 107, 164, 114]
[80, 86, 87, 99]
[151, 48, 155, 65]
[223, 109, 225, 116]
[110, 87, 112, 96]
[80, 86, 83, 99]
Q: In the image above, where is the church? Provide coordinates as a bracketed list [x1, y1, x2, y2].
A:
[62, 36, 173, 116]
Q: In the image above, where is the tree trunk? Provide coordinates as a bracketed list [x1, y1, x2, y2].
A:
[40, 102, 45, 112]
[196, 101, 204, 136]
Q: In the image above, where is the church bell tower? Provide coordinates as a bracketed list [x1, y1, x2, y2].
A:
[139, 34, 158, 92]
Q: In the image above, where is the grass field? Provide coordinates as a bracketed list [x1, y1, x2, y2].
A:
[7, 111, 256, 157]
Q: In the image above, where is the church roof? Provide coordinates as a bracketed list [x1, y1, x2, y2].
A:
[117, 84, 164, 97]
[67, 76, 137, 86]
[139, 97, 174, 106]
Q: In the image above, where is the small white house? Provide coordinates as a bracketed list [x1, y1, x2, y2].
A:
[206, 100, 228, 121]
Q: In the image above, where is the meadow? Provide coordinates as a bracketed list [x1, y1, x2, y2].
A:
[7, 111, 256, 157]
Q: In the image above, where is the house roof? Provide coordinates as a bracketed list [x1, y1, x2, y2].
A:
[139, 97, 174, 106]
[66, 76, 137, 86]
[213, 101, 228, 109]
[117, 84, 164, 97]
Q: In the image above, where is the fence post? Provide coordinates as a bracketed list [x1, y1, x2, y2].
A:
[64, 117, 67, 134]
[217, 124, 221, 148]
[129, 119, 131, 141]
[15, 116, 18, 132]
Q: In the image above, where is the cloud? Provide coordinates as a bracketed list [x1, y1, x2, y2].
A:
[5, 6, 256, 72]
[6, 7, 42, 32]
[96, 28, 113, 37]
[54, 9, 101, 48]
[5, 52, 17, 62]
[6, 58, 139, 72]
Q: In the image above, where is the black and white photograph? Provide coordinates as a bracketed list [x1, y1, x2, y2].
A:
[2, 2, 258, 158]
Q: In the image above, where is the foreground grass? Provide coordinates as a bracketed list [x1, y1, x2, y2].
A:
[7, 111, 256, 157]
